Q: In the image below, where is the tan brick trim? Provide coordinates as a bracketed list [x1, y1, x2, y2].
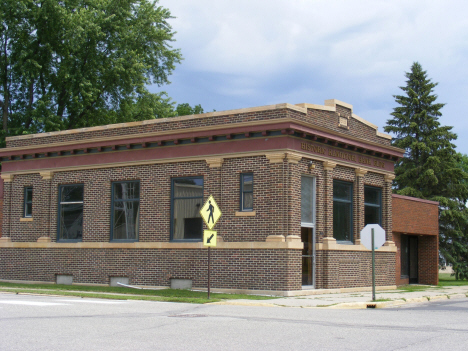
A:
[355, 168, 368, 177]
[316, 237, 397, 252]
[205, 157, 223, 168]
[19, 218, 33, 222]
[266, 153, 285, 163]
[40, 171, 54, 180]
[1, 174, 13, 182]
[384, 174, 396, 182]
[0, 241, 303, 250]
[323, 161, 337, 171]
[235, 211, 256, 217]
[324, 99, 353, 111]
[285, 152, 302, 164]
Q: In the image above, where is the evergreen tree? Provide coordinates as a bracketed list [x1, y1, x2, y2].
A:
[385, 62, 468, 279]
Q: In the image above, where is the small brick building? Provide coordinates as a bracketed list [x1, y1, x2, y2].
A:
[392, 194, 439, 286]
[0, 99, 439, 293]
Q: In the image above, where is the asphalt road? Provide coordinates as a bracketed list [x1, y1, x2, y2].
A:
[0, 293, 467, 351]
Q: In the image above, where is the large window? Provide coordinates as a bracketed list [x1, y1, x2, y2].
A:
[364, 186, 381, 225]
[333, 180, 353, 242]
[301, 176, 315, 227]
[111, 181, 140, 241]
[58, 184, 84, 241]
[171, 177, 204, 241]
[240, 173, 253, 211]
[24, 187, 33, 218]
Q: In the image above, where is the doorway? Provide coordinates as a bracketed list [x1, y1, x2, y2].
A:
[401, 235, 419, 284]
[301, 176, 316, 287]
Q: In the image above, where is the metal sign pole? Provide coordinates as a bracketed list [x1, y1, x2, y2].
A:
[372, 228, 376, 302]
[208, 246, 211, 299]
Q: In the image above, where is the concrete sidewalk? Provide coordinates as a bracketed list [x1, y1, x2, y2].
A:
[214, 285, 468, 309]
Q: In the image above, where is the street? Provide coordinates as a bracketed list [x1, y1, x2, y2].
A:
[0, 293, 467, 351]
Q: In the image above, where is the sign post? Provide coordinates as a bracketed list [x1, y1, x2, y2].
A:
[360, 224, 385, 302]
[200, 195, 222, 299]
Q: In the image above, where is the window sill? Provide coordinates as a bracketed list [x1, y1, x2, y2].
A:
[20, 217, 33, 222]
[235, 211, 256, 217]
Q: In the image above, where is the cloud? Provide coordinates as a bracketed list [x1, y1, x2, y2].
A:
[157, 0, 468, 152]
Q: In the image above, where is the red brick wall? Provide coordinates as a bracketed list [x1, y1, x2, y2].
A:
[393, 233, 409, 286]
[392, 195, 439, 235]
[0, 176, 3, 238]
[418, 235, 439, 285]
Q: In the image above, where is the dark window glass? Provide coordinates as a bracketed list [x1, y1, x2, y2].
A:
[333, 180, 353, 242]
[111, 181, 140, 241]
[364, 186, 381, 225]
[24, 187, 33, 217]
[240, 173, 253, 211]
[401, 235, 409, 277]
[58, 185, 84, 241]
[172, 177, 204, 240]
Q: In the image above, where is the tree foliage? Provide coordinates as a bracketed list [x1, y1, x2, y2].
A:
[175, 103, 204, 116]
[0, 0, 182, 147]
[384, 62, 468, 279]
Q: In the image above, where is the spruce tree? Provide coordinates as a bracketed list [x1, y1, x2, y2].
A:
[385, 62, 468, 279]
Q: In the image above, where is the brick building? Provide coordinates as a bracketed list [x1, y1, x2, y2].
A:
[0, 99, 439, 293]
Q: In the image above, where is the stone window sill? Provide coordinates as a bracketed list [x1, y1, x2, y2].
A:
[20, 217, 33, 222]
[235, 211, 256, 217]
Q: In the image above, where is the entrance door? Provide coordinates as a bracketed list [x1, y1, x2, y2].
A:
[408, 236, 419, 283]
[401, 235, 419, 284]
[301, 176, 316, 287]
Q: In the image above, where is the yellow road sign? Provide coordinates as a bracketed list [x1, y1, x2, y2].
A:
[200, 195, 222, 230]
[203, 230, 217, 247]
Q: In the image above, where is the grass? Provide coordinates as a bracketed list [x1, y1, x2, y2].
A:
[0, 282, 277, 304]
[396, 284, 442, 293]
[438, 273, 468, 287]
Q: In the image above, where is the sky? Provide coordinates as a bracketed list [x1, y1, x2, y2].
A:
[152, 0, 468, 154]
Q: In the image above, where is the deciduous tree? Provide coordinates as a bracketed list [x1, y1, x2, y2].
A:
[1, 0, 182, 146]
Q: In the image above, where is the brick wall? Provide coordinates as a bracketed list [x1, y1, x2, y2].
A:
[392, 194, 439, 235]
[0, 248, 301, 291]
[418, 235, 439, 285]
[0, 176, 3, 237]
[315, 250, 396, 289]
[7, 104, 391, 148]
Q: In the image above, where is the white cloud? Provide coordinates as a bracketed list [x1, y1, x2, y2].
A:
[158, 0, 468, 152]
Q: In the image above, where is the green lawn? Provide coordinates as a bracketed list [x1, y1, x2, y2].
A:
[0, 282, 277, 304]
[439, 273, 468, 286]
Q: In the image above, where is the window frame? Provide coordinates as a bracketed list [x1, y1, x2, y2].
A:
[332, 179, 354, 243]
[57, 184, 84, 242]
[110, 180, 140, 242]
[23, 186, 33, 218]
[364, 185, 382, 226]
[170, 176, 204, 242]
[240, 173, 254, 212]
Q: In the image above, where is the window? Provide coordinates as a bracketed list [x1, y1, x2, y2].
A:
[111, 181, 140, 241]
[240, 173, 253, 211]
[301, 176, 315, 227]
[58, 184, 84, 241]
[171, 177, 204, 240]
[333, 180, 353, 242]
[24, 187, 33, 218]
[364, 186, 381, 225]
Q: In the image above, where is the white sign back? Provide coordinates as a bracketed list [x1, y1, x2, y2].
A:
[360, 224, 386, 251]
